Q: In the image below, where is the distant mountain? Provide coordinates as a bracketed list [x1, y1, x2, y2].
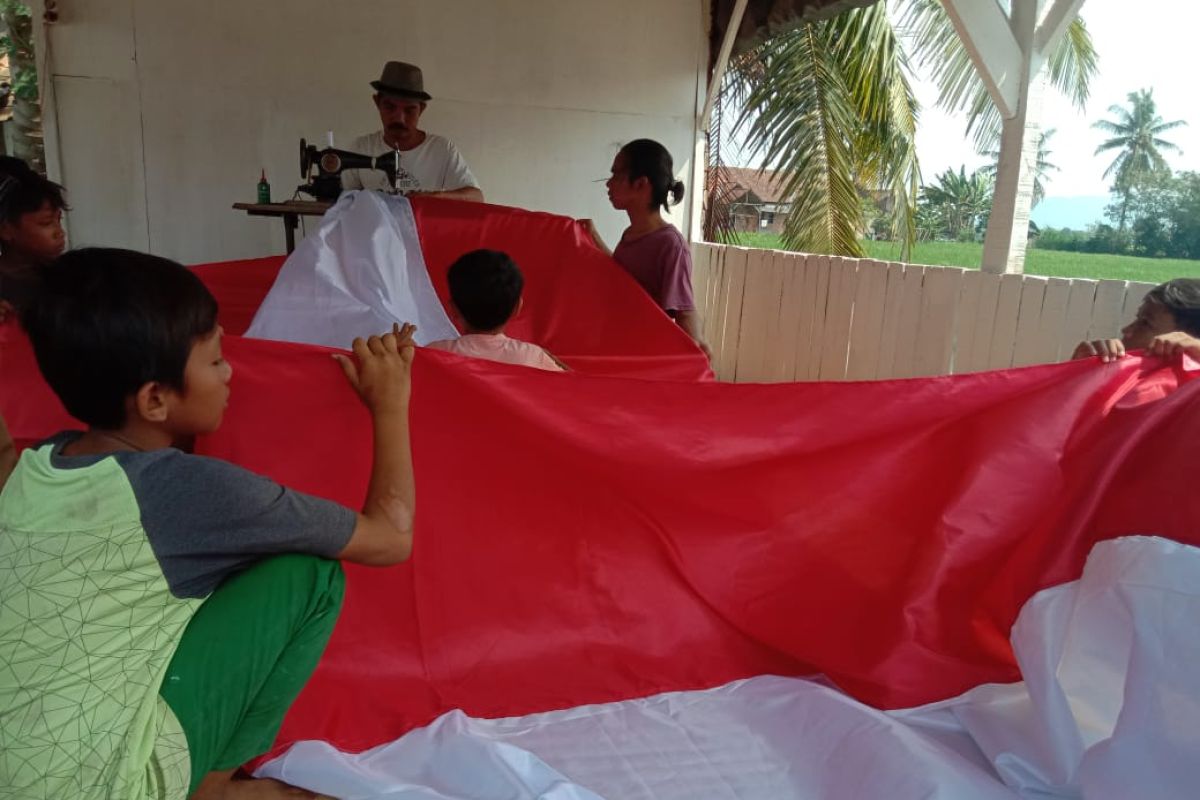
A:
[1029, 196, 1110, 231]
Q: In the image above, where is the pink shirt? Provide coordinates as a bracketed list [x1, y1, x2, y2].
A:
[612, 225, 696, 313]
[426, 333, 564, 372]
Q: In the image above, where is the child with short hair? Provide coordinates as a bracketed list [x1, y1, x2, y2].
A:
[426, 249, 566, 371]
[0, 155, 68, 323]
[1073, 277, 1200, 362]
[0, 247, 418, 800]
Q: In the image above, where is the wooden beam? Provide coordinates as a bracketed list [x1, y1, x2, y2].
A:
[700, 0, 749, 131]
[1034, 0, 1087, 58]
[941, 0, 1022, 119]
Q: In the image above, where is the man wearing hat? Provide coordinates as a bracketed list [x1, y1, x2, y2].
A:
[342, 61, 483, 201]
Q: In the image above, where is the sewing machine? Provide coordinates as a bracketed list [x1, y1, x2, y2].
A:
[297, 138, 401, 201]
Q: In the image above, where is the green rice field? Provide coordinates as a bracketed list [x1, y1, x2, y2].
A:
[731, 233, 1200, 284]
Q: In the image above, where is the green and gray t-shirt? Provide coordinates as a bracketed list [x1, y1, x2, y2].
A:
[0, 433, 356, 799]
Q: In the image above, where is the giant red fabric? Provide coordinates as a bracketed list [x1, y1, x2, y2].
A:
[190, 199, 712, 381]
[5, 318, 1198, 757]
[3, 200, 1197, 759]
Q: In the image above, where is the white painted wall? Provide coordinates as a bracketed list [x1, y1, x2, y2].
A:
[33, 0, 707, 264]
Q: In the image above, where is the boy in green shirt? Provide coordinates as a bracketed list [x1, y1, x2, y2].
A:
[0, 248, 417, 799]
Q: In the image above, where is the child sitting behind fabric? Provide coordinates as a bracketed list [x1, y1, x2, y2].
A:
[0, 156, 68, 323]
[1072, 277, 1200, 363]
[427, 249, 566, 371]
[0, 248, 418, 800]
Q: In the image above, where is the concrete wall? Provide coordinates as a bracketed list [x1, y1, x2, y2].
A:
[33, 0, 707, 263]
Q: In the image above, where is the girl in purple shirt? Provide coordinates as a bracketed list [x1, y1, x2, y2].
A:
[583, 140, 711, 360]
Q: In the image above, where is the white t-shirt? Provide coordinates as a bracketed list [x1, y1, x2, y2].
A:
[340, 131, 478, 194]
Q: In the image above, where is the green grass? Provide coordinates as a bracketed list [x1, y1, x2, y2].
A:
[731, 232, 1200, 284]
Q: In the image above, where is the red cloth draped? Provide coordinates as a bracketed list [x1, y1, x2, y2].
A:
[6, 325, 1196, 756]
[3, 200, 1197, 760]
[244, 346, 1196, 755]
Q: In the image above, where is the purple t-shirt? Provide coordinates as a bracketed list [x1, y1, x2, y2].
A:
[612, 225, 696, 313]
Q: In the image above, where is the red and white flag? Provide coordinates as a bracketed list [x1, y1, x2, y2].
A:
[3, 197, 1198, 799]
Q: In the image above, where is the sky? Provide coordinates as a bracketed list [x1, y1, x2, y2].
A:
[909, 0, 1199, 212]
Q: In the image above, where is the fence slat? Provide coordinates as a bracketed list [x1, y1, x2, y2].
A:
[790, 255, 818, 381]
[986, 274, 1025, 370]
[1088, 280, 1129, 341]
[1033, 277, 1072, 363]
[913, 267, 965, 377]
[891, 264, 927, 378]
[697, 246, 724, 355]
[962, 273, 1002, 373]
[803, 255, 832, 380]
[772, 253, 805, 381]
[734, 249, 779, 382]
[713, 247, 749, 381]
[952, 271, 983, 373]
[875, 262, 909, 379]
[1011, 276, 1049, 367]
[846, 259, 889, 380]
[690, 243, 713, 322]
[759, 250, 789, 381]
[1060, 279, 1098, 360]
[818, 257, 859, 380]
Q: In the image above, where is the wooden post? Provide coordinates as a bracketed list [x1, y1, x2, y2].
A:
[700, 0, 749, 133]
[942, 0, 1087, 274]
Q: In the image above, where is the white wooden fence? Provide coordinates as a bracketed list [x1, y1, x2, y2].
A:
[691, 243, 1157, 383]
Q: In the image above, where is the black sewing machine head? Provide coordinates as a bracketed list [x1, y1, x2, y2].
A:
[298, 138, 401, 201]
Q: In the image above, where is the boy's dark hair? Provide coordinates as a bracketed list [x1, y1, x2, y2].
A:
[619, 139, 684, 213]
[447, 249, 524, 331]
[0, 156, 68, 225]
[21, 248, 219, 429]
[1147, 278, 1200, 337]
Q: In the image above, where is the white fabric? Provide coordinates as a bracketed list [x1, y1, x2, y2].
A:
[341, 132, 478, 194]
[259, 536, 1200, 799]
[898, 535, 1200, 799]
[245, 191, 458, 349]
[261, 677, 1015, 800]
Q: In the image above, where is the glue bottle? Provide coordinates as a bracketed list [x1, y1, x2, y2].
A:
[257, 169, 271, 204]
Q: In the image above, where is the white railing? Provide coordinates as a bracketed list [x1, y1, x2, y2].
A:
[692, 243, 1157, 383]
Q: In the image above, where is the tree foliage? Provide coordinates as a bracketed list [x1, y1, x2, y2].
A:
[1036, 172, 1200, 260]
[715, 0, 1096, 260]
[725, 4, 920, 258]
[0, 0, 44, 171]
[1092, 88, 1187, 230]
[982, 129, 1059, 207]
[918, 166, 993, 241]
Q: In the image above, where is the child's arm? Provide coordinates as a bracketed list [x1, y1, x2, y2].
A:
[332, 323, 418, 566]
[0, 413, 16, 492]
[675, 310, 713, 362]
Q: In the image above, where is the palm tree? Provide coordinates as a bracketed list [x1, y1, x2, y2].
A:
[715, 0, 1096, 260]
[921, 166, 993, 239]
[722, 6, 919, 257]
[1093, 89, 1187, 230]
[982, 129, 1060, 208]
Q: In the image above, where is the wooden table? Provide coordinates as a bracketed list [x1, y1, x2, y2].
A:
[233, 200, 333, 253]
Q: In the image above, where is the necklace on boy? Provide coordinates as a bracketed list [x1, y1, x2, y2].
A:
[95, 431, 146, 452]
